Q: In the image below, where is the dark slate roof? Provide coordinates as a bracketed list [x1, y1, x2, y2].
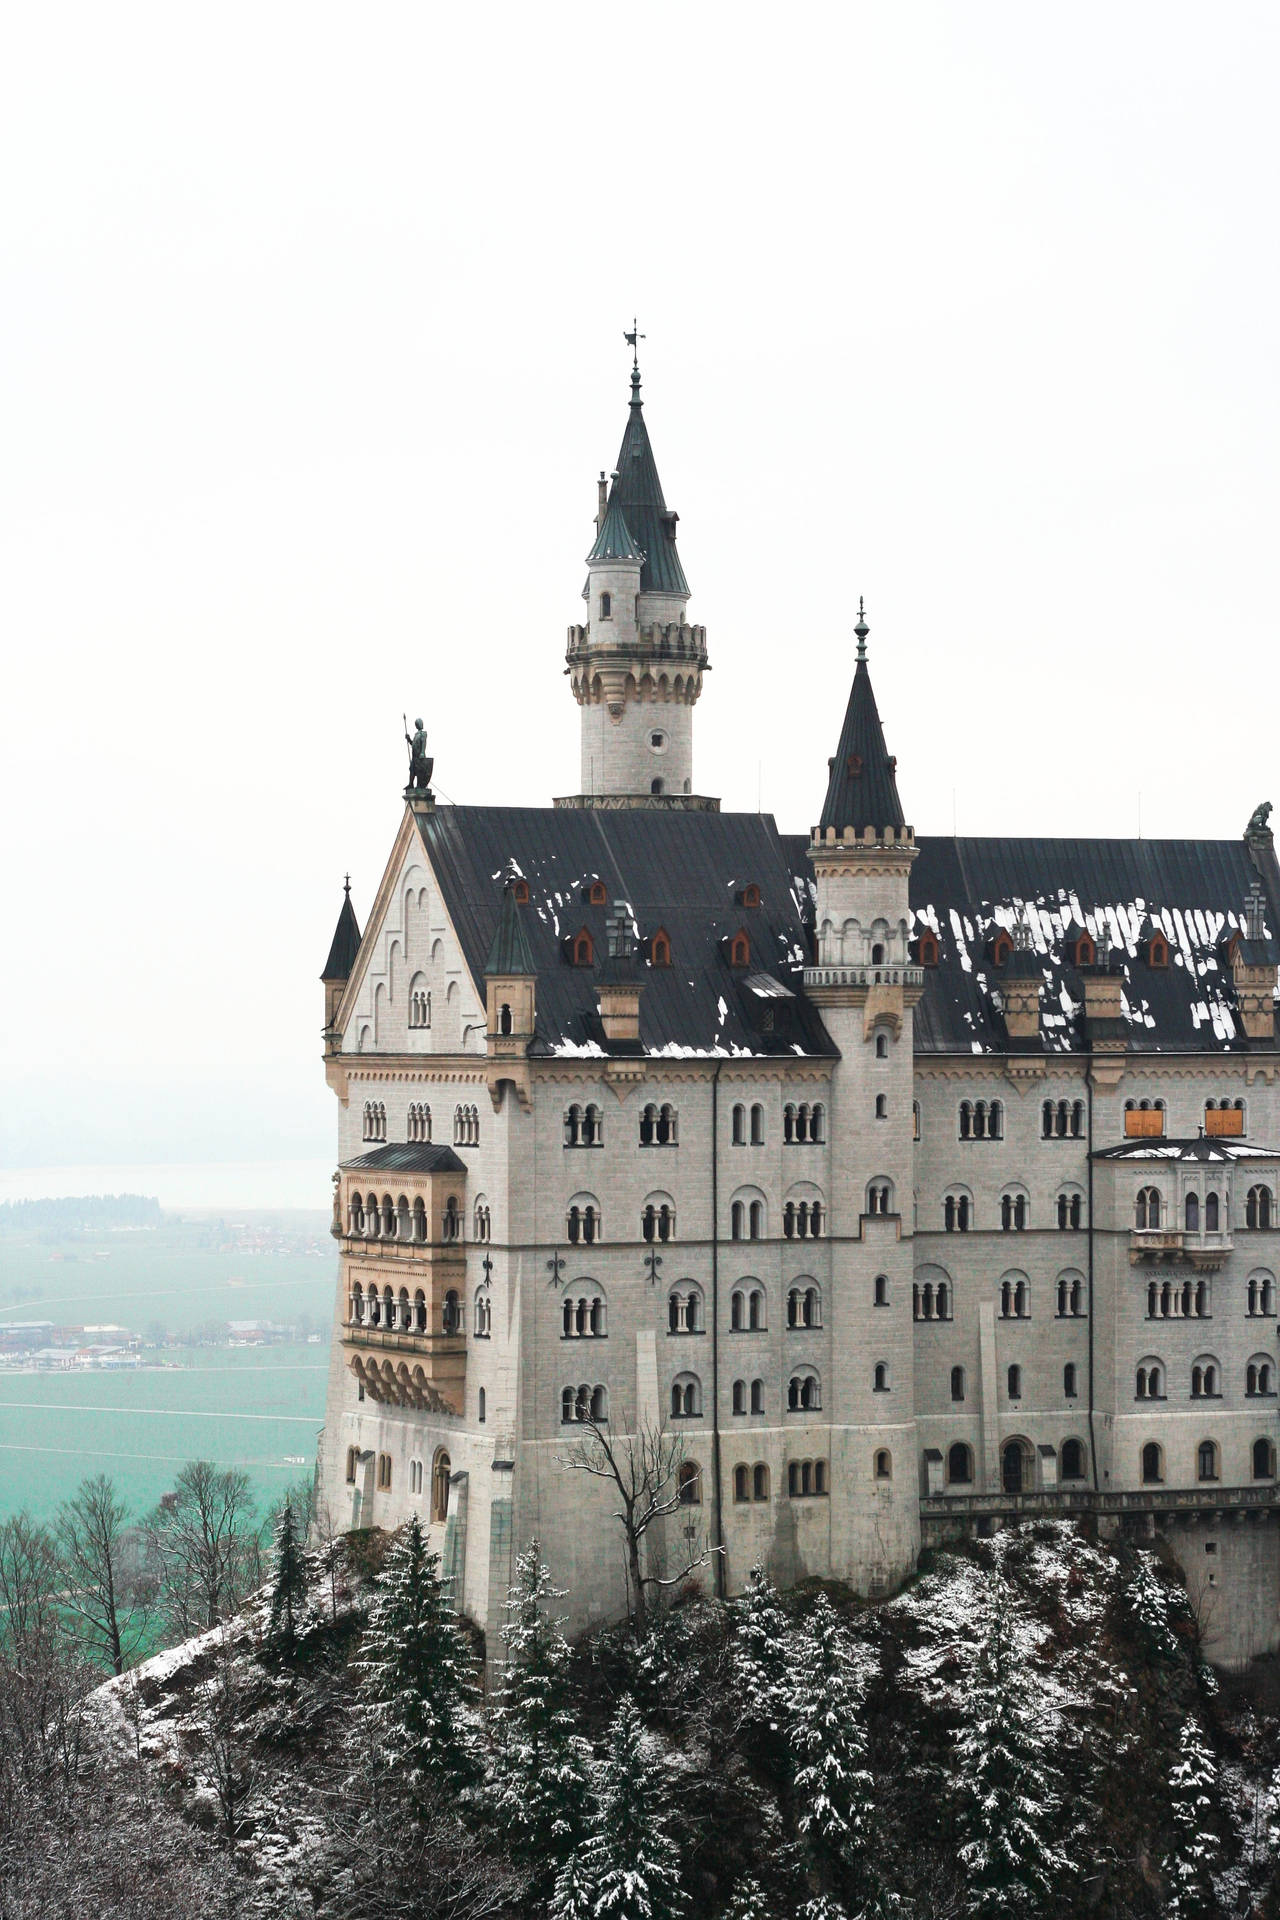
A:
[485, 880, 536, 976]
[342, 1144, 467, 1174]
[818, 657, 906, 836]
[1094, 1138, 1280, 1162]
[417, 807, 832, 1059]
[904, 837, 1280, 1055]
[586, 492, 645, 566]
[321, 884, 362, 981]
[607, 372, 689, 598]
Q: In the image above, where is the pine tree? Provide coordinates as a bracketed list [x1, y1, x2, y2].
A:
[356, 1515, 477, 1794]
[723, 1875, 773, 1919]
[953, 1586, 1070, 1918]
[1163, 1718, 1221, 1920]
[569, 1693, 686, 1920]
[732, 1565, 794, 1779]
[786, 1594, 880, 1911]
[547, 1845, 597, 1920]
[268, 1501, 307, 1649]
[487, 1539, 590, 1887]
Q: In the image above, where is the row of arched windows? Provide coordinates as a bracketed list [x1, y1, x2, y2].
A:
[1142, 1438, 1277, 1485]
[409, 987, 431, 1028]
[947, 1363, 1080, 1401]
[1136, 1356, 1274, 1399]
[1043, 1099, 1086, 1139]
[348, 1281, 462, 1337]
[1147, 1278, 1209, 1319]
[937, 1437, 1278, 1493]
[913, 1281, 951, 1321]
[1135, 1185, 1273, 1232]
[733, 1462, 771, 1501]
[959, 1099, 1003, 1140]
[362, 1100, 387, 1141]
[732, 1379, 765, 1414]
[783, 1103, 826, 1144]
[407, 1101, 431, 1142]
[788, 1459, 828, 1496]
[782, 1200, 825, 1239]
[453, 1104, 480, 1147]
[642, 1200, 676, 1242]
[346, 1190, 475, 1244]
[563, 1292, 605, 1337]
[732, 1103, 765, 1146]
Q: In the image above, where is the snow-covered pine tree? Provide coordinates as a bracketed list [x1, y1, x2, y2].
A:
[547, 1844, 597, 1920]
[268, 1501, 307, 1649]
[356, 1515, 477, 1794]
[722, 1874, 773, 1919]
[1162, 1718, 1222, 1920]
[567, 1693, 686, 1920]
[953, 1585, 1070, 1918]
[786, 1593, 880, 1911]
[487, 1539, 590, 1886]
[731, 1565, 794, 1779]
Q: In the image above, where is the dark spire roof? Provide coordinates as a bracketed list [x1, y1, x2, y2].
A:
[484, 872, 536, 976]
[586, 487, 645, 566]
[606, 366, 690, 597]
[320, 878, 362, 982]
[818, 605, 906, 836]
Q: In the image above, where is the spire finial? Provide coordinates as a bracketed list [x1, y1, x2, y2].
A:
[624, 318, 645, 403]
[343, 873, 351, 896]
[854, 596, 869, 661]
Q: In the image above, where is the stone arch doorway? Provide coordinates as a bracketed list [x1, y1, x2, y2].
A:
[1002, 1437, 1034, 1495]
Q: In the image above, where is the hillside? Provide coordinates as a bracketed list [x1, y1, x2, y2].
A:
[3, 1519, 1278, 1919]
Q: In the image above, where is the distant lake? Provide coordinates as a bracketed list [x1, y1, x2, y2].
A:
[0, 1345, 329, 1526]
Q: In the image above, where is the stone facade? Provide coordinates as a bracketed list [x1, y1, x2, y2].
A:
[313, 369, 1280, 1669]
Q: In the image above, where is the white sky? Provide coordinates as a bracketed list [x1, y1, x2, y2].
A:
[3, 3, 1277, 1186]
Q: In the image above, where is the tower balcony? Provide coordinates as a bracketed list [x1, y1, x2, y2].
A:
[1129, 1228, 1233, 1271]
[803, 962, 924, 992]
[565, 621, 708, 667]
[342, 1285, 467, 1413]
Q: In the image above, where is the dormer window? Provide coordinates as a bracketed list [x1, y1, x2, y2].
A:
[1147, 931, 1169, 968]
[738, 884, 761, 909]
[599, 592, 612, 619]
[651, 778, 664, 795]
[917, 931, 939, 967]
[587, 880, 607, 906]
[649, 928, 672, 968]
[570, 928, 594, 967]
[728, 930, 751, 969]
[991, 932, 1012, 967]
[846, 754, 863, 777]
[512, 878, 530, 905]
[1073, 933, 1096, 967]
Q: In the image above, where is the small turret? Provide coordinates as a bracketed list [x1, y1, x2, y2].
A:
[483, 870, 537, 1108]
[320, 877, 361, 1051]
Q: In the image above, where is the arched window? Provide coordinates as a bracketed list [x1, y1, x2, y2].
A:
[442, 1196, 461, 1243]
[947, 1442, 973, 1485]
[873, 1361, 889, 1392]
[1141, 1441, 1164, 1485]
[991, 931, 1012, 967]
[345, 1446, 359, 1485]
[729, 930, 751, 968]
[874, 1449, 892, 1480]
[498, 1002, 513, 1036]
[409, 980, 431, 1028]
[1135, 1186, 1162, 1230]
[1136, 1358, 1164, 1399]
[875, 1093, 888, 1120]
[642, 1197, 676, 1243]
[1197, 1439, 1219, 1483]
[750, 1103, 764, 1145]
[1060, 1438, 1086, 1480]
[473, 1201, 491, 1243]
[730, 1190, 765, 1240]
[1246, 1185, 1273, 1231]
[599, 591, 612, 619]
[750, 1378, 764, 1413]
[1246, 1357, 1274, 1396]
[1185, 1191, 1200, 1233]
[733, 1462, 749, 1500]
[875, 1032, 889, 1059]
[473, 1287, 491, 1338]
[1064, 1362, 1078, 1397]
[867, 1179, 894, 1216]
[590, 1385, 608, 1421]
[377, 1453, 392, 1490]
[431, 1449, 451, 1523]
[478, 1388, 486, 1424]
[571, 927, 594, 967]
[1205, 1191, 1220, 1232]
[1007, 1364, 1022, 1399]
[1191, 1358, 1220, 1398]
[677, 1461, 702, 1506]
[670, 1374, 701, 1419]
[1253, 1437, 1276, 1480]
[732, 1379, 746, 1414]
[567, 1197, 601, 1245]
[666, 1282, 702, 1333]
[649, 927, 672, 968]
[731, 1103, 746, 1145]
[950, 1365, 965, 1401]
[918, 930, 939, 966]
[874, 1273, 889, 1306]
[753, 1463, 769, 1501]
[787, 1367, 821, 1412]
[943, 1190, 971, 1231]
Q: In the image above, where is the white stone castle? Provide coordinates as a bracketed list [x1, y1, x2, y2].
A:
[316, 355, 1280, 1665]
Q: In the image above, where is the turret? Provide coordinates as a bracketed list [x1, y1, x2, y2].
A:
[320, 877, 361, 1053]
[560, 355, 712, 809]
[483, 871, 537, 1109]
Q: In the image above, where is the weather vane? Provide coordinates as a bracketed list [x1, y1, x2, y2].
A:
[624, 318, 645, 370]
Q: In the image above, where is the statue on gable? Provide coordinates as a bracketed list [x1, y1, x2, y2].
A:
[1247, 800, 1273, 842]
[403, 715, 435, 798]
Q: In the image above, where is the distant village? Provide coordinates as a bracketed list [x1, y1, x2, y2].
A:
[0, 1316, 324, 1371]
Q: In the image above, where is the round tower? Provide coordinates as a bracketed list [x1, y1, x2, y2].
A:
[561, 359, 711, 808]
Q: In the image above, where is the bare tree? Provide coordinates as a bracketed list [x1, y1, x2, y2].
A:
[195, 1629, 261, 1843]
[0, 1514, 93, 1826]
[144, 1460, 263, 1638]
[312, 1496, 352, 1621]
[557, 1416, 718, 1634]
[56, 1472, 151, 1675]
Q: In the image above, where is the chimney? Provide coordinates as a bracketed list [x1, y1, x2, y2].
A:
[596, 471, 608, 535]
[1232, 881, 1277, 1042]
[1000, 912, 1042, 1042]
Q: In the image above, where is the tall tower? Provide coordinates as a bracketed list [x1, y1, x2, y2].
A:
[560, 356, 712, 808]
[805, 603, 923, 1589]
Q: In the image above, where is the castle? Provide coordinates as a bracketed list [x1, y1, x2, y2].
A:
[316, 356, 1280, 1665]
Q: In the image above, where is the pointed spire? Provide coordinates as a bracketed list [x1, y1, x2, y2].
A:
[818, 604, 906, 837]
[320, 876, 362, 982]
[485, 868, 536, 977]
[606, 356, 689, 597]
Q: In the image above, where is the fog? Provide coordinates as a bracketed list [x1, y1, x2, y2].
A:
[3, 3, 1276, 1184]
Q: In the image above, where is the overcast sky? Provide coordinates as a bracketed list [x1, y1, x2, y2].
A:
[3, 3, 1277, 1196]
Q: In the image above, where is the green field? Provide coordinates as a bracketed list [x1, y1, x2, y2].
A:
[0, 1208, 337, 1527]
